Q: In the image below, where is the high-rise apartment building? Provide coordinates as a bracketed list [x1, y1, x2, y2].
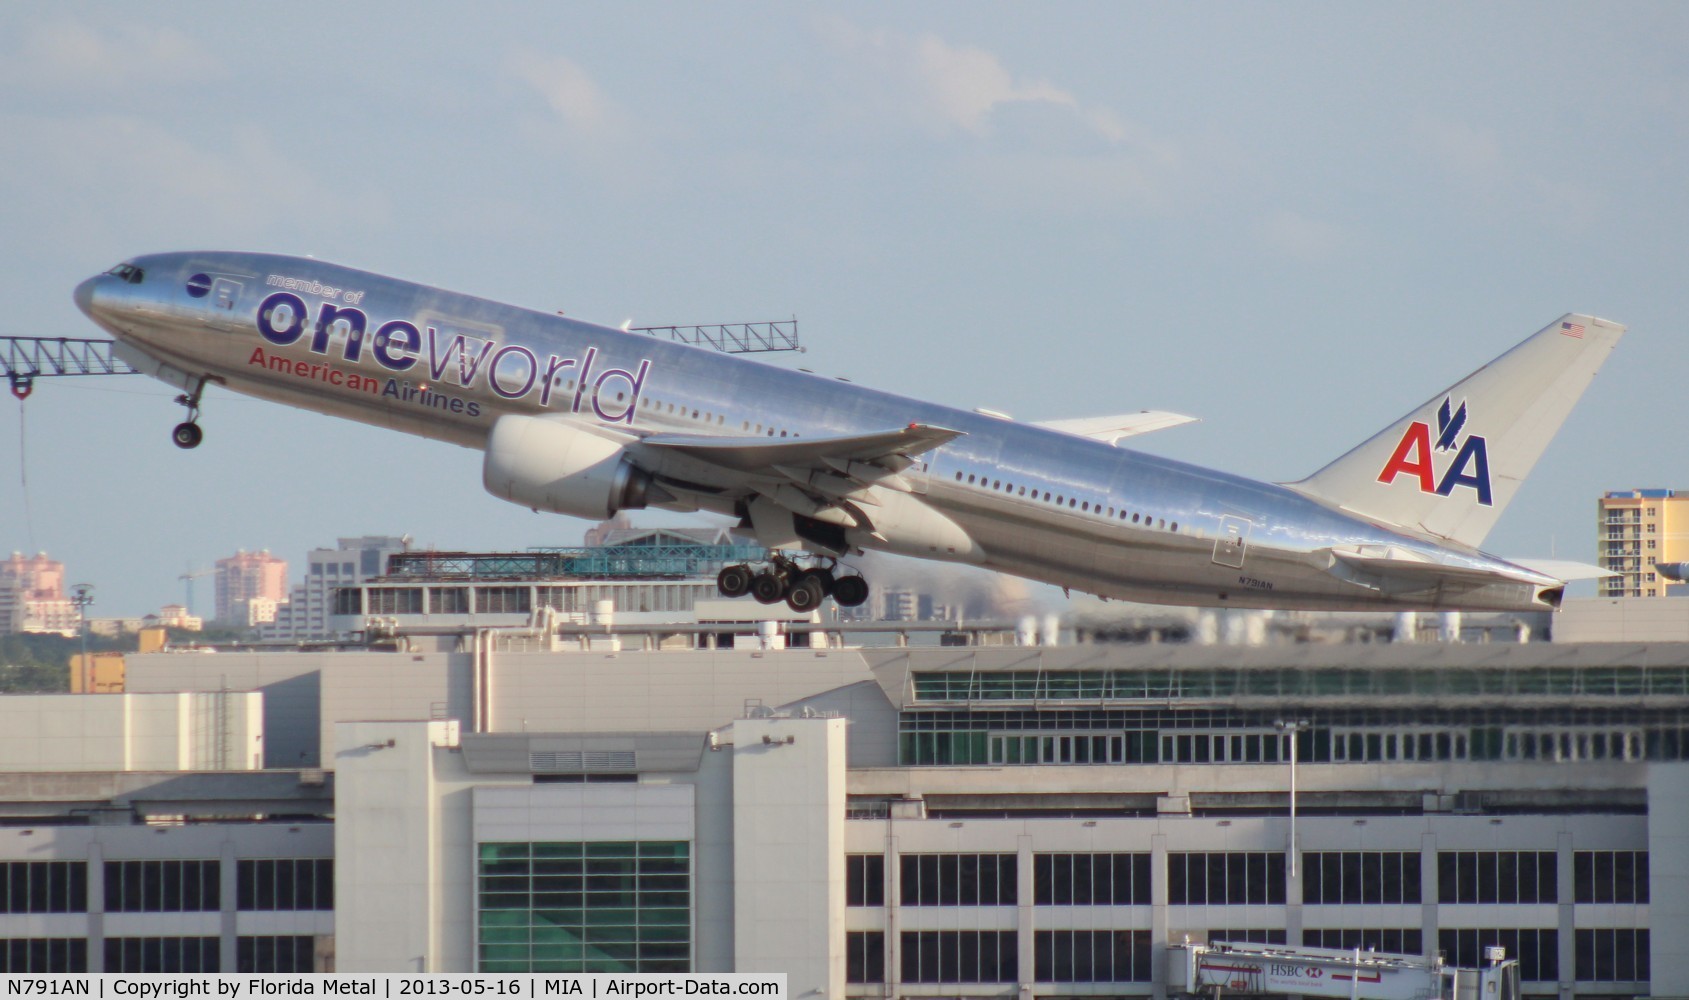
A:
[214, 549, 289, 624]
[1597, 490, 1689, 597]
[0, 551, 66, 633]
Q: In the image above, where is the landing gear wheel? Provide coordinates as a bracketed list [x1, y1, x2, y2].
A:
[717, 564, 753, 598]
[804, 567, 836, 597]
[172, 422, 203, 449]
[172, 378, 208, 451]
[832, 575, 870, 608]
[785, 573, 826, 613]
[750, 571, 786, 605]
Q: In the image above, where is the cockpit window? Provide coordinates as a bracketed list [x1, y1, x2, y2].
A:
[104, 263, 144, 284]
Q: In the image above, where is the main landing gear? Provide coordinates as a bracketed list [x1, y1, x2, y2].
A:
[171, 379, 206, 449]
[716, 554, 871, 613]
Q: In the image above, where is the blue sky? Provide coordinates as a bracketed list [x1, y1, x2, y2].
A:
[1, 3, 1684, 616]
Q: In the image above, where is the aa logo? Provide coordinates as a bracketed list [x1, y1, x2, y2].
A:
[1376, 397, 1492, 505]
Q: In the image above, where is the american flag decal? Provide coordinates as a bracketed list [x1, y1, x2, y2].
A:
[1561, 321, 1585, 338]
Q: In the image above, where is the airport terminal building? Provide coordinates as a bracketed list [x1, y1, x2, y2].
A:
[0, 633, 1684, 997]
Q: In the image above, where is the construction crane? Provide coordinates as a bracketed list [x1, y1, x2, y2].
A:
[1168, 940, 1520, 1000]
[178, 567, 212, 618]
[2, 321, 800, 400]
[2, 336, 138, 398]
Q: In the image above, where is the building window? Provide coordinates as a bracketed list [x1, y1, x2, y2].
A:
[0, 939, 87, 972]
[1032, 930, 1152, 982]
[237, 936, 315, 973]
[1163, 730, 1287, 763]
[845, 931, 884, 983]
[331, 588, 363, 615]
[0, 862, 86, 913]
[103, 860, 220, 912]
[1437, 852, 1556, 904]
[430, 587, 470, 614]
[1303, 852, 1421, 904]
[477, 587, 532, 614]
[1033, 853, 1150, 905]
[846, 855, 884, 907]
[1206, 929, 1286, 945]
[104, 937, 220, 973]
[477, 841, 689, 973]
[898, 854, 1017, 906]
[367, 588, 423, 615]
[1438, 928, 1557, 981]
[237, 859, 333, 911]
[1304, 928, 1422, 954]
[899, 931, 1017, 983]
[1574, 851, 1647, 903]
[1168, 853, 1285, 905]
[1575, 928, 1649, 982]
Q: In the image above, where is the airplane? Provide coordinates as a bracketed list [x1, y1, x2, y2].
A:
[73, 252, 1623, 615]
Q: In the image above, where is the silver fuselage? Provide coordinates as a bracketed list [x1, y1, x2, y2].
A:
[75, 251, 1559, 612]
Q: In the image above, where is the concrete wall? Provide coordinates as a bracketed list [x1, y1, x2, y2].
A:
[1649, 764, 1689, 997]
[1556, 597, 1689, 642]
[732, 717, 846, 996]
[128, 652, 320, 767]
[331, 719, 463, 973]
[0, 692, 262, 771]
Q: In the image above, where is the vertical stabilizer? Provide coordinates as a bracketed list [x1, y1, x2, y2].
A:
[1286, 313, 1623, 548]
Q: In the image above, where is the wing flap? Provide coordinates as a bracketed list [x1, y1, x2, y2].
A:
[638, 423, 963, 472]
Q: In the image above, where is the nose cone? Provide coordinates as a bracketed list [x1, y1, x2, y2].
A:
[73, 276, 99, 318]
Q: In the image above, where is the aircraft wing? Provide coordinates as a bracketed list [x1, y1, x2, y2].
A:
[1036, 410, 1197, 445]
[632, 423, 965, 520]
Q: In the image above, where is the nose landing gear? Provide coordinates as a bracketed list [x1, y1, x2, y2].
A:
[716, 554, 871, 612]
[171, 379, 207, 449]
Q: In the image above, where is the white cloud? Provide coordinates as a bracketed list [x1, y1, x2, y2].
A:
[821, 17, 1141, 148]
[507, 49, 617, 136]
[907, 33, 1078, 136]
[3, 20, 224, 90]
[1412, 115, 1604, 226]
[1414, 116, 1504, 181]
[0, 113, 384, 252]
[1255, 209, 1348, 260]
[814, 19, 1182, 215]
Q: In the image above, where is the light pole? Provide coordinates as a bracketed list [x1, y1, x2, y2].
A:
[70, 584, 94, 690]
[1275, 718, 1310, 878]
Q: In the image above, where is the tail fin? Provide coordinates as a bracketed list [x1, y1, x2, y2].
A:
[1286, 313, 1624, 548]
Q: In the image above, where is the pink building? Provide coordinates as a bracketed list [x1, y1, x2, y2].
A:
[0, 552, 65, 633]
[215, 549, 290, 624]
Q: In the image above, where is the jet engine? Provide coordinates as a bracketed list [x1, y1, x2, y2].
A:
[482, 414, 663, 519]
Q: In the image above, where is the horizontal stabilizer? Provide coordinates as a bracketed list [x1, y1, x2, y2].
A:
[1317, 543, 1553, 597]
[1509, 559, 1616, 582]
[1288, 314, 1624, 548]
[1037, 410, 1197, 445]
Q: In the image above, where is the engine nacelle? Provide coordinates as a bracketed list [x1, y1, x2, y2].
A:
[482, 414, 659, 519]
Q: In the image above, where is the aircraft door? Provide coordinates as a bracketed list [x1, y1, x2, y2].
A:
[212, 277, 243, 312]
[1212, 515, 1251, 569]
